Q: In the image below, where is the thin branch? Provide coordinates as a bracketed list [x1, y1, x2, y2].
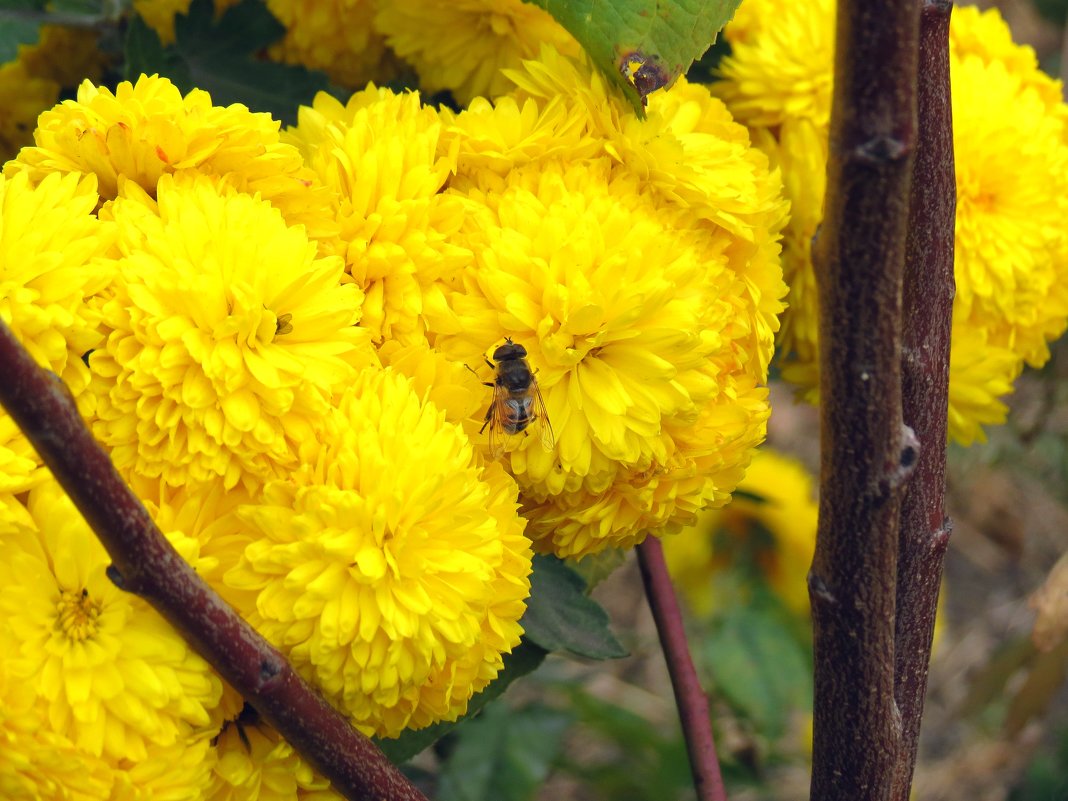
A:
[0, 320, 427, 801]
[892, 3, 955, 799]
[637, 536, 726, 801]
[809, 1, 921, 799]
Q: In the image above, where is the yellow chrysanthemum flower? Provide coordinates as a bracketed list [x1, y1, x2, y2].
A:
[0, 170, 116, 398]
[662, 449, 819, 618]
[0, 658, 114, 800]
[223, 367, 531, 738]
[0, 413, 46, 526]
[266, 0, 396, 89]
[714, 0, 834, 129]
[109, 736, 217, 801]
[716, 2, 1068, 444]
[5, 75, 336, 238]
[374, 0, 579, 105]
[0, 482, 224, 763]
[378, 338, 485, 427]
[754, 119, 824, 404]
[88, 173, 374, 491]
[502, 48, 789, 251]
[949, 4, 1064, 112]
[285, 86, 470, 346]
[438, 90, 603, 179]
[427, 49, 787, 558]
[951, 44, 1068, 366]
[431, 161, 781, 556]
[208, 711, 341, 801]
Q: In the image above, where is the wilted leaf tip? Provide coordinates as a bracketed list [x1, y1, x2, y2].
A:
[617, 49, 671, 105]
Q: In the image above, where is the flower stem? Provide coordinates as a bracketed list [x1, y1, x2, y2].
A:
[0, 320, 426, 801]
[637, 536, 727, 801]
[809, 0, 921, 799]
[893, 3, 955, 798]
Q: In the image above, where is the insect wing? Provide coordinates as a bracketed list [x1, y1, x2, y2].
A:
[485, 383, 510, 460]
[531, 377, 555, 452]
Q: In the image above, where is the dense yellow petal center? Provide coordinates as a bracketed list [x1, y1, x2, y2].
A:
[54, 587, 101, 642]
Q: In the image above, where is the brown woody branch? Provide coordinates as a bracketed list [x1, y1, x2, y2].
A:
[0, 320, 427, 801]
[637, 536, 727, 801]
[893, 3, 955, 798]
[809, 0, 921, 799]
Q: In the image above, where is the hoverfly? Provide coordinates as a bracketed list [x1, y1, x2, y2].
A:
[471, 338, 555, 459]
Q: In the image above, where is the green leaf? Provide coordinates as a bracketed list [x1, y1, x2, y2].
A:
[558, 688, 694, 801]
[174, 0, 329, 125]
[569, 546, 628, 589]
[174, 0, 283, 61]
[124, 15, 189, 84]
[702, 603, 812, 739]
[521, 554, 627, 659]
[529, 0, 742, 113]
[374, 640, 548, 764]
[437, 703, 573, 801]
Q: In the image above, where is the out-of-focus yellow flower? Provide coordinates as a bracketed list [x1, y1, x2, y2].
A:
[266, 0, 396, 89]
[5, 75, 336, 238]
[374, 0, 579, 105]
[132, 0, 240, 44]
[88, 173, 374, 492]
[662, 449, 818, 618]
[285, 86, 470, 346]
[0, 482, 224, 764]
[0, 62, 59, 163]
[430, 49, 786, 558]
[0, 26, 108, 163]
[715, 2, 1068, 444]
[19, 26, 108, 89]
[223, 367, 531, 738]
[946, 325, 1020, 446]
[208, 710, 341, 801]
[0, 170, 116, 398]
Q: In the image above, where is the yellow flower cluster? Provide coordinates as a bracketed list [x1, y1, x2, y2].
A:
[714, 2, 1068, 444]
[374, 0, 579, 105]
[3, 0, 576, 167]
[0, 21, 785, 794]
[430, 48, 787, 557]
[0, 72, 538, 792]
